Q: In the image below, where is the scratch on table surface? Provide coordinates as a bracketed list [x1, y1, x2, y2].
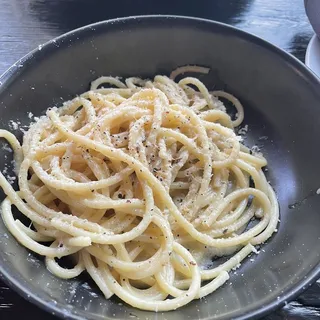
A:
[0, 286, 13, 308]
[0, 303, 14, 308]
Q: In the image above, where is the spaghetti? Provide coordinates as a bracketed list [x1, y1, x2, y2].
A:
[0, 66, 279, 311]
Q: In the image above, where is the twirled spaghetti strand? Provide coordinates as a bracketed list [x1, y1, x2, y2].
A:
[0, 66, 279, 311]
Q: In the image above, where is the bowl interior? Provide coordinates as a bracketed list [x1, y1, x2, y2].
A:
[0, 16, 320, 320]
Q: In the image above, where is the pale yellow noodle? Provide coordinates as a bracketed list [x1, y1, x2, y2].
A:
[0, 67, 279, 311]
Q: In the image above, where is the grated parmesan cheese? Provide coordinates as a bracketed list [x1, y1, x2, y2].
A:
[238, 124, 248, 136]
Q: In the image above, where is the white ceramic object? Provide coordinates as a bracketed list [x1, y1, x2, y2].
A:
[305, 0, 320, 36]
[305, 35, 320, 77]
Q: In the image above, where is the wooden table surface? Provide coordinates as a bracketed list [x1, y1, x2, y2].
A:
[0, 0, 319, 319]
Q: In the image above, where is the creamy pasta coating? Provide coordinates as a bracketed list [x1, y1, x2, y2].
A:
[0, 66, 279, 311]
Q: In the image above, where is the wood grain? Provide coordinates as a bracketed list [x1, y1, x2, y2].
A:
[0, 0, 318, 319]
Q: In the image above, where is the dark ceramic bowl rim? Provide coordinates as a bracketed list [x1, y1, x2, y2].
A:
[0, 14, 319, 320]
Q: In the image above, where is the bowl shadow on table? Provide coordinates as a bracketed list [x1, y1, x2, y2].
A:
[28, 0, 254, 34]
[288, 32, 314, 62]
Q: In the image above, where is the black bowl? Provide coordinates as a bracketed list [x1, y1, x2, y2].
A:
[0, 15, 320, 320]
